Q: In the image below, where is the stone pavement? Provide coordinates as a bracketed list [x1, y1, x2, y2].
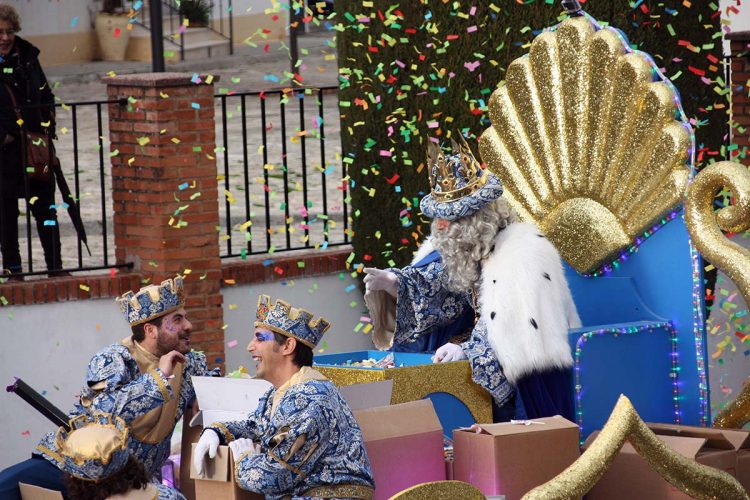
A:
[15, 31, 342, 276]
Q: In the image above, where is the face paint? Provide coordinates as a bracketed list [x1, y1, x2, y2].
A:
[256, 331, 274, 342]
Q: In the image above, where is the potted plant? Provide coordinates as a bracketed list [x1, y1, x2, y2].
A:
[94, 0, 131, 61]
[179, 0, 211, 27]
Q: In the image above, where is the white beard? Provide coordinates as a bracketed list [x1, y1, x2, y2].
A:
[480, 223, 581, 384]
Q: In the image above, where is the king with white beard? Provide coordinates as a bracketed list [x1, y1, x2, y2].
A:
[364, 137, 580, 420]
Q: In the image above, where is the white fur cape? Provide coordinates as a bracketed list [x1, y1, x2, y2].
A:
[481, 223, 581, 384]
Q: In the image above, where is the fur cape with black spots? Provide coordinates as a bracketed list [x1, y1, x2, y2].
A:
[480, 222, 581, 385]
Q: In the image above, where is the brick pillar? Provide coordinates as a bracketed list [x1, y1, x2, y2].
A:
[728, 32, 750, 165]
[104, 73, 224, 369]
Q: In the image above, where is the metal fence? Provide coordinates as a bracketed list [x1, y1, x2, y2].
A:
[4, 85, 348, 277]
[1, 98, 131, 277]
[214, 86, 350, 259]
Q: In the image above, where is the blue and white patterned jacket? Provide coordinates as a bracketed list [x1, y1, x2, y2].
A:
[206, 367, 374, 500]
[36, 340, 208, 478]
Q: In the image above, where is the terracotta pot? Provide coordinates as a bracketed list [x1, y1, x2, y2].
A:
[95, 12, 131, 61]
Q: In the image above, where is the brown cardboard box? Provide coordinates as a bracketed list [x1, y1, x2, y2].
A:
[739, 448, 750, 493]
[179, 412, 203, 500]
[189, 444, 263, 500]
[453, 416, 580, 499]
[648, 423, 750, 493]
[19, 483, 63, 500]
[585, 423, 750, 500]
[353, 399, 446, 500]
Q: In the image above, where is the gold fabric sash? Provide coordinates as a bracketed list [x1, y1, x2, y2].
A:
[270, 366, 328, 416]
[299, 484, 374, 500]
[121, 337, 184, 445]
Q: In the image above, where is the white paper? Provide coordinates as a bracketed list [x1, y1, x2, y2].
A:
[190, 376, 272, 427]
[338, 380, 393, 411]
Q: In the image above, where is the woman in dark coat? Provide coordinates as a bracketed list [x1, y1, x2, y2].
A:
[0, 4, 62, 279]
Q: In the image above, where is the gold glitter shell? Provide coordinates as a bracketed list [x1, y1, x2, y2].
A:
[523, 395, 748, 500]
[479, 16, 691, 273]
[389, 480, 485, 499]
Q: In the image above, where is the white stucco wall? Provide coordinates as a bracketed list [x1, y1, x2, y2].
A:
[0, 272, 370, 469]
[0, 296, 127, 469]
[10, 0, 93, 37]
[222, 274, 373, 375]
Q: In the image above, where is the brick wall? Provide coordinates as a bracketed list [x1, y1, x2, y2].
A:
[103, 73, 225, 368]
[729, 32, 750, 164]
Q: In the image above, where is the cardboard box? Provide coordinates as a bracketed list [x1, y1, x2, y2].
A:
[453, 416, 580, 499]
[316, 350, 493, 436]
[19, 483, 63, 500]
[189, 444, 262, 500]
[585, 423, 750, 500]
[354, 399, 446, 500]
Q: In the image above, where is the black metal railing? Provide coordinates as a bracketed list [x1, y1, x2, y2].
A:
[214, 86, 350, 259]
[0, 98, 133, 278]
[129, 0, 233, 61]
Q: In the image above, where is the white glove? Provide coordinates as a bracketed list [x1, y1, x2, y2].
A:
[228, 438, 260, 459]
[432, 343, 467, 363]
[363, 267, 398, 298]
[193, 429, 220, 478]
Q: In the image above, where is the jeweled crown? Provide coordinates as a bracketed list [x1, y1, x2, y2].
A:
[426, 135, 488, 202]
[255, 295, 330, 349]
[116, 276, 185, 326]
[49, 413, 130, 481]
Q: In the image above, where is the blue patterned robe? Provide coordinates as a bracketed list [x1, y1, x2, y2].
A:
[36, 339, 208, 478]
[368, 225, 578, 414]
[205, 367, 374, 500]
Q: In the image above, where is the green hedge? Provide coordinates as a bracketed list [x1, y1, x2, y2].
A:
[334, 0, 724, 270]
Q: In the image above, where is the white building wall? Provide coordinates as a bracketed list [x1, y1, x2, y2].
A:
[0, 273, 371, 469]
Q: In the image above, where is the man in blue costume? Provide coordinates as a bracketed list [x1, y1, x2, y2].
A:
[364, 136, 581, 421]
[0, 275, 209, 499]
[193, 295, 374, 500]
[50, 413, 185, 499]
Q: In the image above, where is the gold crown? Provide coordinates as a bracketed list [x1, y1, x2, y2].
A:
[426, 135, 487, 202]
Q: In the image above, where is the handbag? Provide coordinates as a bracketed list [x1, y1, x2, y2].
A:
[4, 83, 56, 182]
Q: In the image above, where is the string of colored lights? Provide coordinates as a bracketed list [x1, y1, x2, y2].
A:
[689, 238, 710, 425]
[548, 9, 708, 425]
[573, 321, 681, 444]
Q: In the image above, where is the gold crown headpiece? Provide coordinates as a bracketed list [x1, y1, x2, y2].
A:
[255, 295, 330, 349]
[426, 134, 486, 202]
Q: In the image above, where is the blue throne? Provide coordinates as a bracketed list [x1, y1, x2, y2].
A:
[479, 14, 708, 439]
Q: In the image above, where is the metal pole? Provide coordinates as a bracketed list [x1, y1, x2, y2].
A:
[289, 0, 302, 86]
[149, 0, 165, 72]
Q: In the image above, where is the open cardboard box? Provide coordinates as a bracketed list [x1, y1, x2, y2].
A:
[19, 483, 63, 500]
[182, 376, 272, 500]
[187, 378, 393, 499]
[453, 416, 580, 499]
[585, 423, 750, 499]
[354, 398, 446, 500]
[190, 444, 262, 500]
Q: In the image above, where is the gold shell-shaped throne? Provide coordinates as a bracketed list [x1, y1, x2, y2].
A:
[479, 15, 692, 273]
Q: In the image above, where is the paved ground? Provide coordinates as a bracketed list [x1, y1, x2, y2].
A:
[14, 31, 342, 276]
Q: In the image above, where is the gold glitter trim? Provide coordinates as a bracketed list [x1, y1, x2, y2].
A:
[522, 395, 748, 499]
[148, 368, 171, 403]
[479, 16, 691, 273]
[211, 422, 234, 444]
[686, 160, 750, 338]
[389, 480, 484, 499]
[316, 361, 492, 424]
[713, 374, 750, 429]
[303, 484, 374, 499]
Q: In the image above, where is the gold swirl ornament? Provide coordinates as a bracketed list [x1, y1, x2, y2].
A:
[523, 395, 748, 500]
[684, 160, 750, 429]
[479, 16, 691, 273]
[713, 376, 750, 429]
[389, 480, 485, 500]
